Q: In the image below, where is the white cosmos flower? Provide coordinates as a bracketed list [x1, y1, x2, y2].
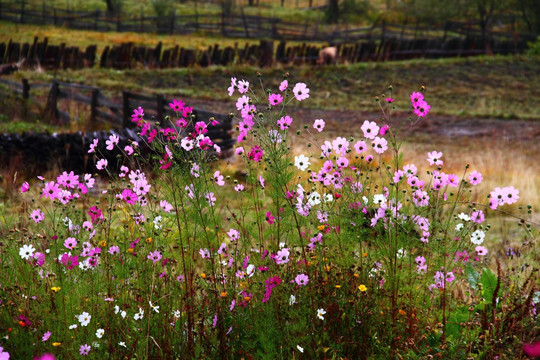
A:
[455, 223, 464, 231]
[134, 308, 144, 320]
[289, 295, 296, 305]
[96, 328, 104, 339]
[246, 264, 255, 277]
[294, 154, 311, 171]
[458, 213, 471, 222]
[149, 301, 159, 313]
[69, 324, 78, 330]
[77, 312, 91, 327]
[297, 345, 304, 353]
[373, 194, 386, 205]
[120, 311, 126, 319]
[317, 308, 326, 320]
[471, 230, 485, 245]
[19, 244, 36, 260]
[323, 193, 333, 202]
[307, 192, 321, 206]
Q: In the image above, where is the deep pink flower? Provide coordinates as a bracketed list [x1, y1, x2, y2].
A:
[277, 115, 293, 130]
[20, 181, 30, 193]
[265, 211, 275, 225]
[88, 206, 104, 224]
[410, 92, 424, 106]
[61, 254, 79, 270]
[279, 80, 288, 91]
[248, 146, 264, 162]
[122, 189, 138, 205]
[169, 99, 186, 112]
[42, 181, 60, 200]
[148, 250, 162, 264]
[413, 101, 431, 117]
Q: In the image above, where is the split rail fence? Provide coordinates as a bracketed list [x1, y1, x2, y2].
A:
[0, 78, 235, 152]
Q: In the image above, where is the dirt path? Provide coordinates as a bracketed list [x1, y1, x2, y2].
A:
[185, 97, 540, 143]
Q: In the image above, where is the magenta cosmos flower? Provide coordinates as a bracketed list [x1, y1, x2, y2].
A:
[121, 189, 138, 205]
[147, 250, 162, 264]
[277, 115, 293, 130]
[79, 344, 91, 356]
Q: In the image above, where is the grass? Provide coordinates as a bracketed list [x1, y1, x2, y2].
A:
[8, 54, 540, 120]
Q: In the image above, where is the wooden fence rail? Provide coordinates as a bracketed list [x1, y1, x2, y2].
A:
[0, 78, 235, 152]
[0, 0, 535, 44]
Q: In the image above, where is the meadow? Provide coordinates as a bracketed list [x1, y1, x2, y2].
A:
[0, 16, 539, 360]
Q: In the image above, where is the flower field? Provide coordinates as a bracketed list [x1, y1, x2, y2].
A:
[0, 74, 538, 359]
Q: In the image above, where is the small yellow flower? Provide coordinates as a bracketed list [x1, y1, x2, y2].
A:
[399, 309, 406, 316]
[317, 225, 326, 231]
[240, 282, 247, 289]
[220, 292, 227, 298]
[353, 273, 359, 278]
[335, 285, 341, 289]
[200, 273, 206, 279]
[358, 284, 367, 292]
[324, 266, 331, 271]
[243, 296, 251, 302]
[127, 248, 134, 254]
[51, 286, 61, 293]
[52, 342, 61, 347]
[98, 240, 107, 248]
[146, 237, 152, 243]
[362, 252, 368, 257]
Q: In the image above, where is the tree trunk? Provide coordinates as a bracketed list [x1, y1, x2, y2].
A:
[105, 0, 115, 13]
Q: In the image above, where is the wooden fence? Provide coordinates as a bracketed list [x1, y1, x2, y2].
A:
[0, 32, 530, 73]
[0, 0, 535, 44]
[0, 78, 235, 152]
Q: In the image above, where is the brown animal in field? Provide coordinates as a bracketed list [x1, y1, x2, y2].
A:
[0, 59, 25, 75]
[317, 46, 337, 65]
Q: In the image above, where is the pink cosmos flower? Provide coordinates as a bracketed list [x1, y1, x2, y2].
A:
[468, 170, 483, 185]
[361, 120, 379, 140]
[194, 121, 208, 135]
[336, 157, 349, 168]
[96, 159, 108, 170]
[205, 192, 216, 206]
[277, 115, 293, 130]
[20, 181, 30, 193]
[228, 77, 237, 96]
[279, 80, 288, 91]
[108, 246, 120, 255]
[235, 184, 244, 192]
[88, 138, 98, 154]
[332, 137, 349, 156]
[475, 246, 488, 256]
[385, 97, 394, 103]
[413, 101, 431, 117]
[275, 248, 289, 265]
[410, 92, 424, 106]
[313, 119, 325, 132]
[147, 250, 162, 264]
[292, 82, 310, 101]
[106, 134, 119, 151]
[354, 140, 367, 154]
[380, 124, 390, 136]
[160, 200, 173, 213]
[31, 209, 45, 223]
[56, 171, 79, 189]
[371, 137, 388, 154]
[32, 252, 45, 267]
[427, 151, 443, 166]
[176, 118, 187, 128]
[265, 211, 275, 225]
[238, 80, 249, 94]
[133, 179, 151, 196]
[295, 273, 309, 286]
[227, 229, 240, 241]
[471, 210, 485, 224]
[64, 237, 77, 250]
[403, 164, 417, 177]
[79, 344, 91, 356]
[42, 331, 51, 342]
[42, 181, 60, 200]
[268, 93, 283, 106]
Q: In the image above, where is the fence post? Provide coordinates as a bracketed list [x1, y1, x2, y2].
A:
[44, 80, 59, 124]
[20, 0, 25, 23]
[156, 94, 164, 123]
[22, 78, 30, 118]
[42, 0, 46, 25]
[90, 88, 99, 128]
[122, 91, 131, 128]
[169, 11, 175, 35]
